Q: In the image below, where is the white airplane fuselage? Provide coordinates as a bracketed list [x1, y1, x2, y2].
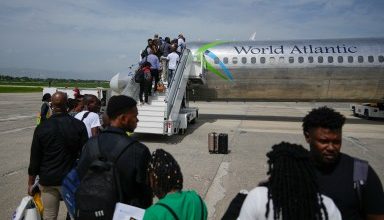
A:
[187, 38, 384, 101]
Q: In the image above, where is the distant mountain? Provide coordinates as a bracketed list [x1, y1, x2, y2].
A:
[0, 67, 111, 80]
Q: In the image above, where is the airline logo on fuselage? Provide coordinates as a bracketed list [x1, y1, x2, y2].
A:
[234, 44, 357, 55]
[197, 41, 234, 81]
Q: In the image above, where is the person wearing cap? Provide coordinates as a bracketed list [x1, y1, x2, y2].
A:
[76, 95, 153, 209]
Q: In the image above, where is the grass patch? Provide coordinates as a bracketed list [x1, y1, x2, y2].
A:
[0, 86, 43, 93]
[0, 81, 109, 88]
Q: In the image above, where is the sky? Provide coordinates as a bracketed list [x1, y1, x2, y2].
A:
[0, 0, 383, 80]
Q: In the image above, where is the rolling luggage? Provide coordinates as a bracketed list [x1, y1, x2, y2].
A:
[208, 132, 218, 153]
[218, 133, 228, 154]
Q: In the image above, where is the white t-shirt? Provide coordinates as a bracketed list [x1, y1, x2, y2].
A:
[75, 111, 101, 138]
[238, 187, 341, 220]
[166, 52, 180, 70]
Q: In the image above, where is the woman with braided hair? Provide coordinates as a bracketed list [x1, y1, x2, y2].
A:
[143, 149, 208, 220]
[238, 142, 341, 220]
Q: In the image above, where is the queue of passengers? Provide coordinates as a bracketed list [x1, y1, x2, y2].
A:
[137, 34, 183, 105]
[29, 91, 384, 220]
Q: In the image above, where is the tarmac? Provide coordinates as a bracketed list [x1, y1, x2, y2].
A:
[1, 93, 383, 220]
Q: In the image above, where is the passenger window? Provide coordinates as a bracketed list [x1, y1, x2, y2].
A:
[338, 56, 343, 63]
[279, 57, 284, 63]
[379, 55, 384, 63]
[318, 56, 323, 63]
[298, 57, 304, 63]
[251, 57, 256, 64]
[260, 57, 266, 64]
[308, 56, 314, 63]
[232, 57, 238, 64]
[358, 56, 364, 63]
[241, 57, 247, 64]
[223, 57, 228, 64]
[328, 56, 334, 63]
[289, 57, 294, 63]
[214, 57, 220, 64]
[269, 57, 276, 64]
[368, 56, 374, 63]
[348, 56, 353, 63]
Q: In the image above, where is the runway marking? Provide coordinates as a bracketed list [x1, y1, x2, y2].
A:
[0, 126, 35, 135]
[204, 162, 229, 220]
[0, 115, 34, 122]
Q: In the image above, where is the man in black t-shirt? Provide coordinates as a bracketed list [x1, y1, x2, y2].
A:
[302, 106, 384, 220]
[76, 95, 152, 209]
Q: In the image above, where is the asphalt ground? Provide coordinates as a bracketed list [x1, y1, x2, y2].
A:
[1, 93, 383, 219]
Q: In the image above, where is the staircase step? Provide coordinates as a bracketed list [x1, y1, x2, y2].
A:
[137, 121, 164, 129]
[138, 115, 165, 122]
[134, 126, 164, 134]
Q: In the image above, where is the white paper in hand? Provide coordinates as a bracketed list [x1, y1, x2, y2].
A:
[113, 202, 145, 220]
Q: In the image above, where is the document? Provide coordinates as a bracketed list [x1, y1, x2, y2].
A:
[113, 202, 145, 220]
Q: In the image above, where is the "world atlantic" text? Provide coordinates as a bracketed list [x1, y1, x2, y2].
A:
[234, 45, 357, 55]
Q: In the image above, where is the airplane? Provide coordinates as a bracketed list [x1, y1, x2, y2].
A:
[109, 37, 384, 135]
[186, 38, 384, 102]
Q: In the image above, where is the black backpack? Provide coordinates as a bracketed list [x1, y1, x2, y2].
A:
[75, 136, 135, 219]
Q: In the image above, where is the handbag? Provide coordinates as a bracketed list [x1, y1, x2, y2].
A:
[157, 81, 165, 92]
[134, 69, 144, 83]
[12, 196, 41, 220]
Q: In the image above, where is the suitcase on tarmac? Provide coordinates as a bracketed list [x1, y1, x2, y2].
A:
[218, 133, 228, 154]
[208, 132, 218, 153]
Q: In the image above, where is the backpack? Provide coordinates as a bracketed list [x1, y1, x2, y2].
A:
[62, 134, 135, 219]
[353, 157, 368, 214]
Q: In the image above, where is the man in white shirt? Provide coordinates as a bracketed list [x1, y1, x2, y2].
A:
[166, 47, 180, 88]
[75, 94, 101, 138]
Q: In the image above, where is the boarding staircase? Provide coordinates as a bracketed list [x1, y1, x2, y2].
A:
[110, 48, 201, 135]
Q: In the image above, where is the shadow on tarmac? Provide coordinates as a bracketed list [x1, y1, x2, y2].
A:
[131, 113, 383, 144]
[199, 113, 384, 125]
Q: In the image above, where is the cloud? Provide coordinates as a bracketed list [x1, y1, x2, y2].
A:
[0, 0, 383, 80]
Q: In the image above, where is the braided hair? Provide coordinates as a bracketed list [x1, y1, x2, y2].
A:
[148, 149, 183, 198]
[265, 142, 328, 220]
